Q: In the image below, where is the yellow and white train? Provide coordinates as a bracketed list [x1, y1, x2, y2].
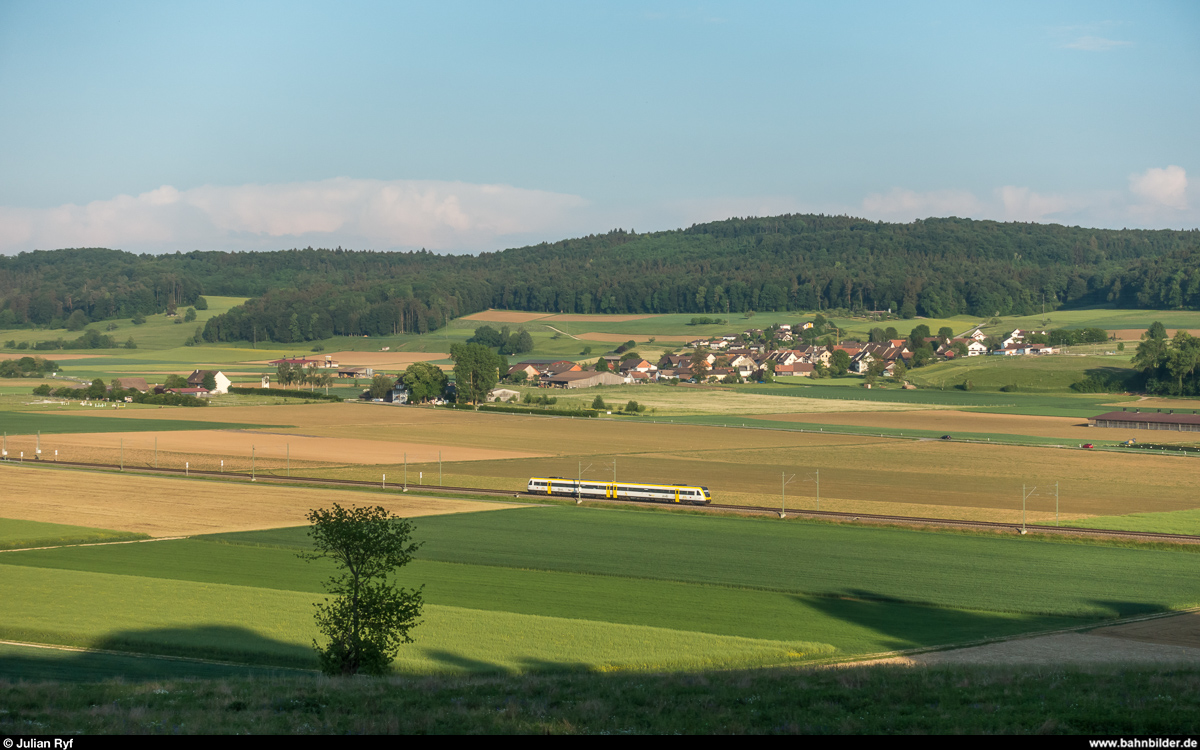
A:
[527, 477, 711, 505]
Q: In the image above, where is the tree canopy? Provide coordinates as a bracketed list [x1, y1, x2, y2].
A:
[450, 343, 500, 404]
[300, 504, 423, 676]
[401, 362, 448, 402]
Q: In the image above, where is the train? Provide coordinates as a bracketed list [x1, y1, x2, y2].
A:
[527, 477, 711, 505]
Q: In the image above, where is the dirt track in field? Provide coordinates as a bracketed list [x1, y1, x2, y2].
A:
[759, 410, 1093, 439]
[0, 463, 520, 536]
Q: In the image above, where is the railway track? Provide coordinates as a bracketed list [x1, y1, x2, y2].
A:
[6, 457, 1199, 545]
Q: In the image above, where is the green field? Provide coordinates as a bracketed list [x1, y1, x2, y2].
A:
[2, 506, 1198, 679]
[0, 518, 147, 550]
[905, 354, 1136, 392]
[0, 296, 247, 352]
[1072, 509, 1200, 536]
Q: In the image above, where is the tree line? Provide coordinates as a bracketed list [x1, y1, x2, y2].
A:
[4, 216, 1199, 345]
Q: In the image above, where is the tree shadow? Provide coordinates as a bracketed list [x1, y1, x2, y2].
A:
[798, 590, 1167, 653]
[417, 649, 590, 675]
[0, 625, 315, 683]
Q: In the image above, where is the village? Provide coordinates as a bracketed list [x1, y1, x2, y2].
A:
[502, 323, 1060, 391]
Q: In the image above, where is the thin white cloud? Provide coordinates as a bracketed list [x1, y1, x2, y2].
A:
[862, 188, 983, 220]
[1129, 165, 1188, 210]
[996, 186, 1080, 222]
[1064, 35, 1131, 51]
[0, 178, 589, 254]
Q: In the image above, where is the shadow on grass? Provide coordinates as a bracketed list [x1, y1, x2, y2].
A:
[798, 591, 1163, 653]
[0, 625, 316, 683]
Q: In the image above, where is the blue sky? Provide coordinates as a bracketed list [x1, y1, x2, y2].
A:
[0, 1, 1196, 254]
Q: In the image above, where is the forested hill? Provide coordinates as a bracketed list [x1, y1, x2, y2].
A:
[1, 215, 1197, 344]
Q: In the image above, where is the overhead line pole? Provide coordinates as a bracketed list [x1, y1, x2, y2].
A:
[781, 472, 796, 519]
[1022, 484, 1037, 534]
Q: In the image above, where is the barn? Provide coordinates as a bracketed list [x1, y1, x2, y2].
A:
[1088, 410, 1200, 432]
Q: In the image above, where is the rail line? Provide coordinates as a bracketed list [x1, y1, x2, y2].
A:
[6, 456, 1199, 545]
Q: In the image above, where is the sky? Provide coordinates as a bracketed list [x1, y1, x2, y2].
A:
[0, 1, 1196, 255]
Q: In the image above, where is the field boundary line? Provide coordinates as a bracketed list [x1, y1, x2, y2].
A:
[0, 638, 316, 673]
[0, 536, 186, 554]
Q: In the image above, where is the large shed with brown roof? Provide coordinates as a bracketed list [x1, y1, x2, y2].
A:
[1088, 410, 1200, 432]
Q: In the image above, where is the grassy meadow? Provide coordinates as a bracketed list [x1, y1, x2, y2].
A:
[0, 518, 147, 550]
[4, 505, 1199, 683]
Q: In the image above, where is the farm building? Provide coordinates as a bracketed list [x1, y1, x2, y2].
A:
[544, 371, 626, 389]
[1088, 410, 1200, 432]
[187, 370, 231, 395]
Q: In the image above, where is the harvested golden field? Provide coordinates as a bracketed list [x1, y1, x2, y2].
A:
[418, 431, 1200, 519]
[759, 410, 1093, 440]
[461, 310, 553, 323]
[15, 401, 1199, 525]
[21, 428, 548, 471]
[0, 463, 518, 537]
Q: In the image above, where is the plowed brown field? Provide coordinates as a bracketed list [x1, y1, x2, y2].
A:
[0, 463, 518, 536]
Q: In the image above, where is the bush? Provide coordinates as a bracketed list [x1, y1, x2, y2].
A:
[999, 384, 1019, 392]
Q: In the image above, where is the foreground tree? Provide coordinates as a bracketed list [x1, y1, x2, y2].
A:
[300, 504, 424, 676]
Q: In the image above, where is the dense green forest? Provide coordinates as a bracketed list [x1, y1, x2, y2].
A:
[1, 215, 1198, 344]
